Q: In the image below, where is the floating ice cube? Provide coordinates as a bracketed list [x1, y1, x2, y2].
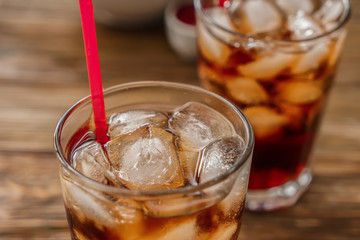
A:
[108, 110, 168, 138]
[106, 125, 184, 191]
[72, 141, 110, 184]
[198, 62, 225, 86]
[196, 136, 245, 183]
[169, 102, 235, 149]
[237, 53, 294, 79]
[278, 103, 305, 131]
[142, 219, 197, 240]
[288, 13, 324, 40]
[62, 180, 112, 225]
[198, 7, 235, 65]
[143, 192, 220, 218]
[242, 0, 282, 34]
[73, 229, 87, 240]
[218, 160, 249, 216]
[243, 106, 288, 139]
[227, 0, 243, 13]
[169, 102, 236, 182]
[208, 223, 238, 240]
[64, 177, 144, 238]
[292, 43, 329, 74]
[219, 186, 246, 218]
[276, 0, 314, 15]
[329, 30, 347, 66]
[225, 77, 269, 105]
[209, 7, 237, 32]
[177, 148, 200, 185]
[159, 219, 197, 240]
[276, 81, 323, 105]
[198, 22, 230, 65]
[322, 21, 337, 33]
[111, 204, 144, 238]
[315, 0, 344, 24]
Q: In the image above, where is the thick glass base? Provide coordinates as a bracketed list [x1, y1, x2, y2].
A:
[245, 168, 312, 211]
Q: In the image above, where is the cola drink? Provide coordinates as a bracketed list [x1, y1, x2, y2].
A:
[195, 0, 350, 210]
[55, 82, 254, 239]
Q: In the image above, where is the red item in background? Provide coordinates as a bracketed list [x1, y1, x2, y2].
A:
[176, 4, 196, 25]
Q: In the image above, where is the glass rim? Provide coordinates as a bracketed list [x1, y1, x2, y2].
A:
[194, 0, 351, 44]
[54, 81, 254, 198]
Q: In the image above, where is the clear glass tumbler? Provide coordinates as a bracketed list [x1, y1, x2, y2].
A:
[54, 81, 254, 239]
[195, 0, 351, 211]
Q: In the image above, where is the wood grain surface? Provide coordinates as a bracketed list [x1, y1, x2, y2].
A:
[0, 0, 359, 239]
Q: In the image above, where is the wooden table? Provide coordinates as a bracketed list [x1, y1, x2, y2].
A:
[0, 0, 359, 239]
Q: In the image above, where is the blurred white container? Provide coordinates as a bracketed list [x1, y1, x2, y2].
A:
[165, 0, 197, 61]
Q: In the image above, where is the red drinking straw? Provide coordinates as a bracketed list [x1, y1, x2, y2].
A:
[79, 0, 109, 144]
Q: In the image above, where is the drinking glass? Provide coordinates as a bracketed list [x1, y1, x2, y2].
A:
[195, 0, 351, 211]
[54, 81, 254, 239]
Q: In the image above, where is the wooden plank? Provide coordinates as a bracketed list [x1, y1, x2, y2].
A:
[0, 152, 70, 239]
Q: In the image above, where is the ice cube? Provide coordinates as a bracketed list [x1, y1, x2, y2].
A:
[169, 102, 236, 183]
[226, 0, 243, 13]
[276, 81, 323, 105]
[106, 125, 184, 191]
[143, 192, 220, 218]
[237, 53, 294, 79]
[196, 136, 245, 183]
[288, 13, 324, 40]
[169, 102, 235, 149]
[110, 204, 144, 238]
[177, 147, 200, 185]
[218, 160, 249, 216]
[292, 43, 329, 74]
[208, 223, 238, 240]
[159, 219, 197, 240]
[209, 7, 237, 33]
[142, 219, 197, 240]
[62, 180, 112, 225]
[73, 229, 87, 240]
[322, 22, 336, 33]
[243, 106, 288, 139]
[198, 21, 230, 65]
[108, 110, 168, 138]
[72, 141, 110, 184]
[276, 0, 314, 15]
[329, 30, 347, 66]
[197, 7, 235, 65]
[219, 186, 246, 218]
[225, 77, 269, 105]
[278, 103, 305, 131]
[242, 0, 282, 34]
[198, 62, 226, 85]
[66, 179, 145, 239]
[314, 0, 344, 24]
